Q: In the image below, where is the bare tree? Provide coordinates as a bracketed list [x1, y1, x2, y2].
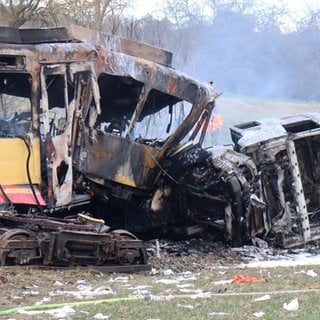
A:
[296, 5, 320, 32]
[39, 0, 129, 33]
[0, 0, 43, 27]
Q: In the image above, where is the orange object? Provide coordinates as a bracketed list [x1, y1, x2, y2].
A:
[232, 275, 266, 283]
[207, 115, 223, 133]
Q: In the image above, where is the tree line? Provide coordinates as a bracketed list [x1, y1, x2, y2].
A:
[1, 0, 320, 101]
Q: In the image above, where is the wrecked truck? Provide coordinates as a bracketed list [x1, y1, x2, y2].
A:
[228, 114, 320, 248]
[0, 25, 318, 269]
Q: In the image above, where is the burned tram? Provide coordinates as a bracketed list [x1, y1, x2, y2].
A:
[0, 25, 218, 267]
[0, 25, 319, 268]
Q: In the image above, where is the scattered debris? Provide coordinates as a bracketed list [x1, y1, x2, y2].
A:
[177, 304, 194, 309]
[253, 311, 265, 318]
[155, 279, 180, 285]
[306, 270, 318, 277]
[133, 285, 153, 290]
[252, 294, 271, 302]
[132, 289, 151, 296]
[18, 305, 76, 318]
[283, 297, 299, 311]
[207, 311, 230, 316]
[22, 290, 39, 296]
[213, 280, 233, 285]
[35, 296, 52, 306]
[93, 313, 112, 319]
[109, 276, 131, 283]
[176, 284, 195, 288]
[232, 275, 266, 283]
[163, 269, 175, 275]
[50, 284, 115, 299]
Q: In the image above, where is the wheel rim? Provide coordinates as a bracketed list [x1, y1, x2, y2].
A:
[0, 229, 37, 265]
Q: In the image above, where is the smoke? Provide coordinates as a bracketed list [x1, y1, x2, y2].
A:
[175, 8, 320, 101]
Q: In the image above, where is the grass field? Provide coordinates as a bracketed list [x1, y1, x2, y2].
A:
[1, 261, 320, 319]
[213, 94, 320, 145]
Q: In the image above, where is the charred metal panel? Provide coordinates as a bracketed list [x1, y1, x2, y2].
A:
[0, 27, 72, 44]
[0, 25, 172, 66]
[20, 27, 74, 44]
[0, 27, 21, 44]
[79, 129, 159, 189]
[69, 24, 173, 67]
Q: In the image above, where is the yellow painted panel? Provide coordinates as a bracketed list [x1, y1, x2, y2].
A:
[114, 173, 136, 187]
[0, 137, 41, 184]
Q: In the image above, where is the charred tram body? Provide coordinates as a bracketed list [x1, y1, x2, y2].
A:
[0, 25, 218, 267]
[0, 25, 320, 268]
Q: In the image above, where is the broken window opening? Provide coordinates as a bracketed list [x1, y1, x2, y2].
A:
[96, 74, 144, 137]
[0, 55, 25, 68]
[45, 74, 75, 137]
[283, 120, 320, 134]
[134, 90, 189, 145]
[0, 73, 32, 137]
[57, 160, 68, 186]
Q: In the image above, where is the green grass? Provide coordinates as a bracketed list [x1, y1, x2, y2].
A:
[1, 264, 320, 319]
[212, 95, 320, 145]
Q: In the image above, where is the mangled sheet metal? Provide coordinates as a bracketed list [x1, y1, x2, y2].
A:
[227, 113, 320, 247]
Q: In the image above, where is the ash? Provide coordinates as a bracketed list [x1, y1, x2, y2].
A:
[146, 235, 320, 273]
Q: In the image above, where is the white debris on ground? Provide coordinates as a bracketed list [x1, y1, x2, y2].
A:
[22, 290, 39, 296]
[294, 269, 318, 277]
[177, 304, 195, 309]
[35, 296, 51, 305]
[306, 269, 317, 277]
[176, 283, 194, 288]
[283, 297, 299, 311]
[18, 305, 75, 318]
[109, 276, 132, 282]
[148, 237, 320, 272]
[93, 313, 112, 319]
[155, 279, 179, 285]
[212, 279, 233, 285]
[243, 251, 320, 268]
[154, 273, 198, 285]
[132, 288, 152, 296]
[49, 282, 115, 299]
[252, 294, 271, 302]
[22, 284, 39, 296]
[163, 269, 175, 275]
[207, 311, 230, 316]
[253, 311, 265, 318]
[222, 244, 320, 269]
